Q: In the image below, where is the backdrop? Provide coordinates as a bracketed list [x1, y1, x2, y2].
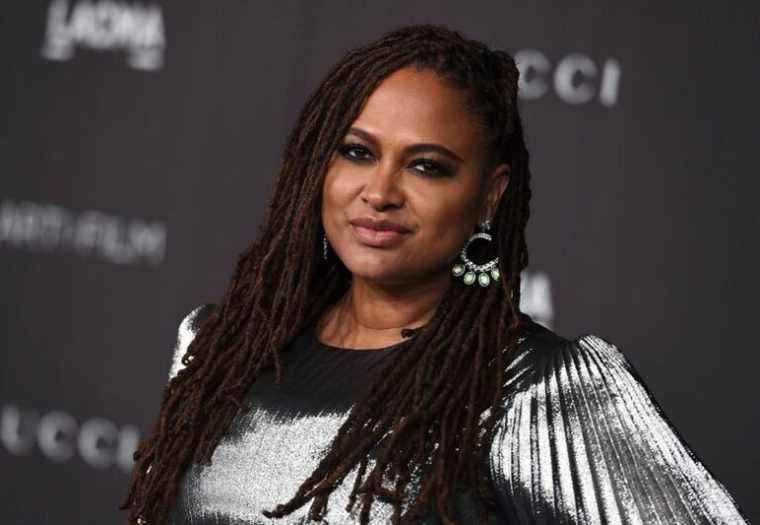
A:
[2, 1, 757, 523]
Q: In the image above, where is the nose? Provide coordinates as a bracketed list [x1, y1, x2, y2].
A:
[360, 160, 404, 211]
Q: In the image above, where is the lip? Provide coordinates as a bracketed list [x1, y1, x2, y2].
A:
[349, 216, 411, 248]
[350, 217, 411, 233]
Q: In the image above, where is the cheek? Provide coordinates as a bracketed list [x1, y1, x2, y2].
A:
[415, 182, 477, 231]
[412, 187, 479, 250]
[321, 166, 359, 228]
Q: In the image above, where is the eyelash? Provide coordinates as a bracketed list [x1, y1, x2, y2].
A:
[337, 143, 453, 178]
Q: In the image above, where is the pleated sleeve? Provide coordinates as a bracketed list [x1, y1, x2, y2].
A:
[167, 303, 215, 381]
[488, 333, 748, 524]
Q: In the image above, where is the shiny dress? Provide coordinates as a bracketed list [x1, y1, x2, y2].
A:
[165, 304, 748, 524]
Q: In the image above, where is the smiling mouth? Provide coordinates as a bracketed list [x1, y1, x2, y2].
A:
[350, 224, 410, 248]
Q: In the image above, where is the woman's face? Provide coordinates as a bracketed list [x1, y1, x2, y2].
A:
[322, 66, 510, 287]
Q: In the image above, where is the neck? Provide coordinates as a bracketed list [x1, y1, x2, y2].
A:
[317, 270, 450, 350]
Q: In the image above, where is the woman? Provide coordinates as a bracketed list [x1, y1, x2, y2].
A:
[120, 24, 748, 524]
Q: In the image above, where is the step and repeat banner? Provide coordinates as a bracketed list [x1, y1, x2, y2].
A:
[2, 1, 757, 523]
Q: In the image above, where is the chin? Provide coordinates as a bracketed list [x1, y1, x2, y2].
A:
[341, 252, 408, 284]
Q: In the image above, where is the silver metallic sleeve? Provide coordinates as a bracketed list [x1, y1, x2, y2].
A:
[489, 333, 748, 524]
[168, 304, 215, 381]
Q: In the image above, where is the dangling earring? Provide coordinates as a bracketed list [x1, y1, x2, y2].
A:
[452, 219, 500, 287]
[322, 234, 329, 261]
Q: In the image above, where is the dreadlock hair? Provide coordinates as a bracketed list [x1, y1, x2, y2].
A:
[120, 22, 533, 525]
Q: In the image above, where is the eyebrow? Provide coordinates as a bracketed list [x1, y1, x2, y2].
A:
[346, 127, 464, 163]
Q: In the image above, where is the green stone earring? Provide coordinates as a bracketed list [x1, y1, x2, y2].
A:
[451, 220, 500, 287]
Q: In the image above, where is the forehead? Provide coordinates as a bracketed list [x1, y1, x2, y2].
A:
[351, 66, 485, 155]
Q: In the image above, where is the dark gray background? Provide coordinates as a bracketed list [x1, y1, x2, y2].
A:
[1, 1, 757, 523]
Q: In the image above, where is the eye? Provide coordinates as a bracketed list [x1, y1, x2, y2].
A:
[338, 142, 453, 178]
[338, 143, 374, 162]
[410, 158, 453, 178]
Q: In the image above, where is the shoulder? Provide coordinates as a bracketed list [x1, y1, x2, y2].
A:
[489, 323, 750, 522]
[504, 313, 629, 395]
[501, 313, 571, 391]
[167, 303, 218, 381]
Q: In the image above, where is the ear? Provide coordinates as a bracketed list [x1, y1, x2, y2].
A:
[480, 163, 510, 223]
